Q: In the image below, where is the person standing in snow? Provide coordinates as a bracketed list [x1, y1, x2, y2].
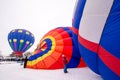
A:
[62, 54, 68, 73]
[23, 56, 28, 68]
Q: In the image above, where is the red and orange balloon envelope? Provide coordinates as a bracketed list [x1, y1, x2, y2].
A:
[26, 27, 86, 69]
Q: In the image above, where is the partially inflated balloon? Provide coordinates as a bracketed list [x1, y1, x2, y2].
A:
[8, 29, 35, 56]
[26, 27, 86, 69]
[72, 0, 120, 80]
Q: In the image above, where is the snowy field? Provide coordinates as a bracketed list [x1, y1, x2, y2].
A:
[0, 62, 103, 80]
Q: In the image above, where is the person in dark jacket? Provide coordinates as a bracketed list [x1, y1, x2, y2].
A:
[62, 54, 68, 73]
[23, 56, 28, 68]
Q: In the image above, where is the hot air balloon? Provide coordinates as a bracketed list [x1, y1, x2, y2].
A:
[72, 0, 120, 80]
[8, 29, 35, 57]
[26, 27, 86, 69]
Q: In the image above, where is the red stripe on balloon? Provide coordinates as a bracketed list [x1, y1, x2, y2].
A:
[78, 35, 120, 76]
[78, 35, 98, 53]
[99, 46, 120, 76]
[69, 27, 78, 35]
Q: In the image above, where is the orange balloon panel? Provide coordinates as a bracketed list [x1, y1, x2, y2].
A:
[26, 27, 86, 69]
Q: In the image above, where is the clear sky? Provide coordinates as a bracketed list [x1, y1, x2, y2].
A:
[0, 0, 76, 56]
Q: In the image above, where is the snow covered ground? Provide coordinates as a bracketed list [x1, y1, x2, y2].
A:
[0, 62, 103, 80]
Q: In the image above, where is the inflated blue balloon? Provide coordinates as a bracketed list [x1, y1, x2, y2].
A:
[72, 0, 120, 80]
[8, 29, 35, 56]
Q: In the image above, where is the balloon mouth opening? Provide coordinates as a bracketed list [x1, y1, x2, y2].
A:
[33, 49, 42, 54]
[33, 42, 48, 54]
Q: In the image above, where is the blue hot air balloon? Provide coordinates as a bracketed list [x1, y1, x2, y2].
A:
[72, 0, 120, 80]
[8, 29, 35, 56]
